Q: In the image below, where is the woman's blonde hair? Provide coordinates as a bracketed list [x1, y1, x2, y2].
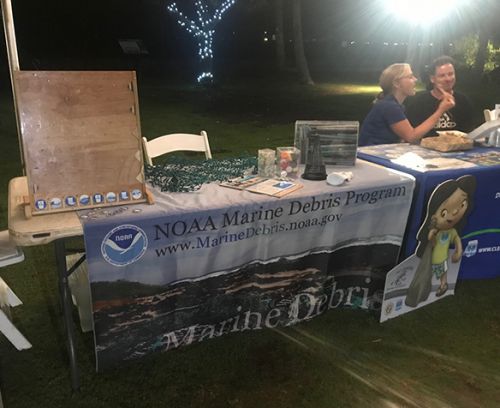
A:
[378, 63, 412, 96]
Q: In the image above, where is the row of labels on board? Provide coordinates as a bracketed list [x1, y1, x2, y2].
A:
[34, 189, 144, 211]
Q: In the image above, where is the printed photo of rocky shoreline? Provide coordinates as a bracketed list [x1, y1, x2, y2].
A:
[91, 242, 400, 370]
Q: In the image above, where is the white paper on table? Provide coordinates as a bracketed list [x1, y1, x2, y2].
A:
[391, 153, 476, 172]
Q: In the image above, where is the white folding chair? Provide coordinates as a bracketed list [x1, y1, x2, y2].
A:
[66, 253, 93, 333]
[484, 109, 498, 122]
[0, 230, 32, 351]
[142, 130, 212, 165]
[483, 109, 500, 146]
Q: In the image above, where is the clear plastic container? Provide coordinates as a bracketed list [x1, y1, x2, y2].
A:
[258, 149, 276, 178]
[276, 147, 301, 179]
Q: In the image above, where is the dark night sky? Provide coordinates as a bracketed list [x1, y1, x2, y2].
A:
[1, 0, 495, 76]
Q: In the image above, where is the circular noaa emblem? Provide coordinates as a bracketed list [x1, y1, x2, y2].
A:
[384, 302, 394, 315]
[101, 224, 148, 267]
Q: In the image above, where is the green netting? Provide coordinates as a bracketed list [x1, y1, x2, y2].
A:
[145, 156, 257, 192]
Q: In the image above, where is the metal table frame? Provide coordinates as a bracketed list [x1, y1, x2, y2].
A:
[8, 177, 83, 391]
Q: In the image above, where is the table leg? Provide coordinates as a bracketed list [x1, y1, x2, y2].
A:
[54, 239, 80, 391]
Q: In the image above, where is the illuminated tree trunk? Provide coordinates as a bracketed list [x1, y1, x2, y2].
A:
[196, 28, 215, 83]
[292, 0, 313, 85]
[167, 0, 236, 84]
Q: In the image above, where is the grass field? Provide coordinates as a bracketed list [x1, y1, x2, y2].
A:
[0, 76, 499, 408]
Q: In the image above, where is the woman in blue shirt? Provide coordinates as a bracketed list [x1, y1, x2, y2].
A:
[359, 63, 455, 146]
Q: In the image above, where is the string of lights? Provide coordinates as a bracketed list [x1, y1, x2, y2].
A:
[167, 0, 237, 83]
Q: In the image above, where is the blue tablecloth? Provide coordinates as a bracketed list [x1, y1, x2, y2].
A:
[358, 144, 500, 280]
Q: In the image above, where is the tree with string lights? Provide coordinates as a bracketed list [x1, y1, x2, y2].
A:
[167, 0, 237, 83]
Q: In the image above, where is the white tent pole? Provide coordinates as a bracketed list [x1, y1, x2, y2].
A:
[1, 0, 25, 170]
[1, 0, 19, 69]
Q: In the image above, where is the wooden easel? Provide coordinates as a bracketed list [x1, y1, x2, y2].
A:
[1, 0, 152, 218]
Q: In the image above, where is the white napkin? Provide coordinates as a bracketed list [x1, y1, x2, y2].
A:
[326, 171, 353, 186]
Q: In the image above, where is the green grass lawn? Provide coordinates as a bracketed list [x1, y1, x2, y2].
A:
[0, 77, 499, 408]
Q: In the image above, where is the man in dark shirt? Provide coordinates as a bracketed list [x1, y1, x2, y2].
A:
[405, 56, 475, 137]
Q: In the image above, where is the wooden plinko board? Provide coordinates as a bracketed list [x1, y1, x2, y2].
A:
[14, 71, 146, 215]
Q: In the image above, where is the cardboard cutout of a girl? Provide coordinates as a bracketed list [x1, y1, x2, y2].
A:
[405, 175, 476, 308]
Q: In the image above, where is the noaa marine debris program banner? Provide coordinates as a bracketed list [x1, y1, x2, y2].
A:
[82, 176, 414, 370]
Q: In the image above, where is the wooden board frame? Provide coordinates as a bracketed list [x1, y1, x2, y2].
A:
[14, 71, 147, 215]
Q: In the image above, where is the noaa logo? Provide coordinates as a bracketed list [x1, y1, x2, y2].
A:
[384, 302, 394, 315]
[35, 199, 47, 210]
[106, 192, 117, 203]
[131, 189, 142, 200]
[101, 224, 148, 267]
[464, 240, 478, 258]
[79, 195, 90, 206]
[93, 193, 104, 204]
[50, 197, 62, 209]
[65, 196, 77, 206]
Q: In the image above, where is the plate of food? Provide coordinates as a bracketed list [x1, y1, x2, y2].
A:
[421, 130, 473, 152]
[435, 130, 468, 138]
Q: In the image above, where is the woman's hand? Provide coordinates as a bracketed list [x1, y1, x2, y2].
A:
[436, 87, 455, 113]
[390, 86, 454, 143]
